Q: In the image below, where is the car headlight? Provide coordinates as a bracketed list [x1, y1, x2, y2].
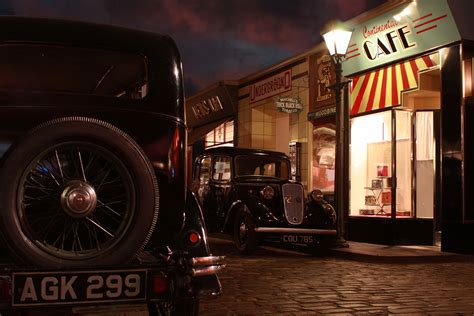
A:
[310, 189, 324, 203]
[260, 186, 274, 199]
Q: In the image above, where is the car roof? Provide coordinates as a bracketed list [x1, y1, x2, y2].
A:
[0, 16, 171, 51]
[0, 16, 184, 118]
[200, 147, 290, 160]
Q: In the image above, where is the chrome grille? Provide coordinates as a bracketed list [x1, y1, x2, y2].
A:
[282, 183, 304, 225]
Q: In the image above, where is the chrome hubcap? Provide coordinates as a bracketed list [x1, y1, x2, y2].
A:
[61, 180, 97, 218]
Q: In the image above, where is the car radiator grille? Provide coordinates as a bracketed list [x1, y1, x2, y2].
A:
[282, 183, 304, 225]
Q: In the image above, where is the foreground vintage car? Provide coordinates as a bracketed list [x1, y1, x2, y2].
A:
[0, 17, 224, 315]
[192, 147, 337, 253]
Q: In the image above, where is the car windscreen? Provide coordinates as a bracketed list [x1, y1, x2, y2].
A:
[0, 44, 148, 99]
[234, 155, 290, 180]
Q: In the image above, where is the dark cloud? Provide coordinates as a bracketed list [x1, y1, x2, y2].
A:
[0, 0, 384, 94]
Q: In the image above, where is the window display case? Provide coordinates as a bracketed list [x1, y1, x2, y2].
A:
[350, 110, 414, 218]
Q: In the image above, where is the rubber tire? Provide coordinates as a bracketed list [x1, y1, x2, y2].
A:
[148, 297, 199, 316]
[233, 208, 259, 254]
[0, 117, 159, 267]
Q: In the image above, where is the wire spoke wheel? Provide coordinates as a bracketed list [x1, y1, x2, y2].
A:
[19, 142, 135, 260]
[0, 117, 158, 267]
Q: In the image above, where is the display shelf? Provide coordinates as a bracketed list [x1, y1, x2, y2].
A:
[363, 186, 392, 215]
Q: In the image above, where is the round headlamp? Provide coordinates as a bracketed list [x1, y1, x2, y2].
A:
[310, 189, 324, 203]
[260, 186, 274, 200]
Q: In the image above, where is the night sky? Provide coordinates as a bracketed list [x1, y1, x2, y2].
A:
[0, 0, 384, 95]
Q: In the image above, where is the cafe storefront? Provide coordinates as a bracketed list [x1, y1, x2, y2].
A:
[341, 0, 474, 252]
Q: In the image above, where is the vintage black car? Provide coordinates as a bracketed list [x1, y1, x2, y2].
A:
[192, 147, 337, 253]
[0, 17, 223, 315]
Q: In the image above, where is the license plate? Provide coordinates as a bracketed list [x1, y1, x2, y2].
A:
[282, 235, 313, 244]
[12, 269, 147, 307]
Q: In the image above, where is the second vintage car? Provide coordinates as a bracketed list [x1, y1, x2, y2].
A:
[192, 147, 337, 253]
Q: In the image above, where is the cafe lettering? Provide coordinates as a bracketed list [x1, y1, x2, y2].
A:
[362, 22, 416, 61]
[343, 0, 460, 76]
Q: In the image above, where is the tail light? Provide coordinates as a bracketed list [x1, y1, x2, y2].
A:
[152, 275, 169, 295]
[185, 230, 201, 246]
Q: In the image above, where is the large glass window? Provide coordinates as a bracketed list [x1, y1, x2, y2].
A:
[350, 111, 392, 216]
[416, 112, 435, 218]
[205, 120, 234, 148]
[312, 123, 336, 193]
[396, 110, 413, 218]
[350, 110, 417, 218]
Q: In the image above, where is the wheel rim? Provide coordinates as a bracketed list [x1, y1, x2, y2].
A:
[17, 141, 136, 260]
[238, 217, 249, 245]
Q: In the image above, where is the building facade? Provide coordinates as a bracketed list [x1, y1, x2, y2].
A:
[186, 0, 474, 253]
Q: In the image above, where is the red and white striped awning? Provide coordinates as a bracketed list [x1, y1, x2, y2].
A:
[350, 54, 439, 115]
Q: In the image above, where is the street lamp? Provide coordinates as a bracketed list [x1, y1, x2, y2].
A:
[323, 25, 352, 248]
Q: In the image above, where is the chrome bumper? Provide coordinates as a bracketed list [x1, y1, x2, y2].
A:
[255, 227, 337, 235]
[189, 256, 226, 277]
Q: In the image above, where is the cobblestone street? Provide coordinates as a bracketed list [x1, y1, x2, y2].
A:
[201, 236, 474, 315]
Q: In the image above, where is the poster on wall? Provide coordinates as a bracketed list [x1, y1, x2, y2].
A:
[315, 55, 335, 104]
[308, 52, 336, 117]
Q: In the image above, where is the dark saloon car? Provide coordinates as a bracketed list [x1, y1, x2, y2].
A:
[192, 147, 337, 253]
[0, 17, 223, 315]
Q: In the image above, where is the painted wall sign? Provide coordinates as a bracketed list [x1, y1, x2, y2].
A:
[316, 55, 335, 103]
[307, 106, 336, 120]
[308, 52, 336, 120]
[275, 97, 303, 113]
[343, 0, 461, 76]
[191, 96, 223, 119]
[250, 69, 292, 104]
[185, 83, 238, 129]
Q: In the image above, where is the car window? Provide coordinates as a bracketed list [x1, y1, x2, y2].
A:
[0, 44, 148, 99]
[212, 156, 231, 181]
[254, 163, 276, 176]
[235, 155, 290, 180]
[198, 157, 211, 183]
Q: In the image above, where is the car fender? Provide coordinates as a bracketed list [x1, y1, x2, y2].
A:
[223, 201, 259, 233]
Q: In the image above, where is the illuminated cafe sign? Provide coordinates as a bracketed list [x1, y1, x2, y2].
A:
[275, 97, 303, 113]
[343, 0, 461, 76]
[250, 69, 292, 104]
[191, 96, 223, 119]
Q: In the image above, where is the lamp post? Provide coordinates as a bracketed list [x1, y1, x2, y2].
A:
[322, 26, 352, 248]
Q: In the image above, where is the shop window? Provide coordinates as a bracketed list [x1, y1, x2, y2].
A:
[416, 112, 435, 219]
[350, 110, 417, 218]
[350, 111, 392, 217]
[205, 120, 234, 148]
[212, 156, 231, 181]
[395, 110, 413, 218]
[312, 124, 336, 192]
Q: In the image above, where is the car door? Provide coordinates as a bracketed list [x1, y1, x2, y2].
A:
[209, 155, 233, 230]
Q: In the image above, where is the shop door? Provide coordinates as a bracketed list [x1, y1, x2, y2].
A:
[414, 111, 440, 243]
[394, 109, 413, 218]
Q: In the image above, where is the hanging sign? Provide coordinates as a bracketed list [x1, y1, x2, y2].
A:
[342, 0, 460, 76]
[275, 97, 303, 113]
